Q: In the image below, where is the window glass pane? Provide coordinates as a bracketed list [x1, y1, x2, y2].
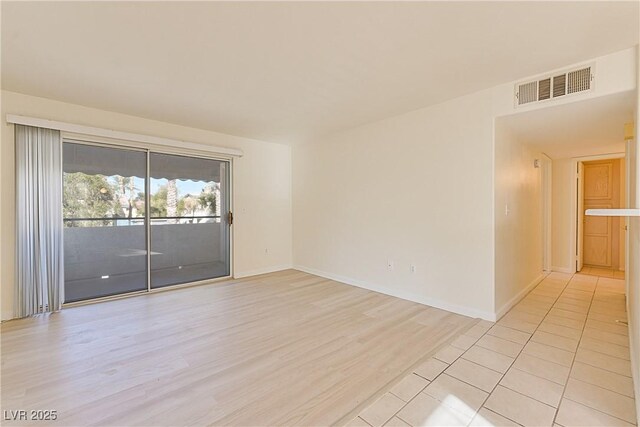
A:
[149, 153, 230, 288]
[63, 143, 147, 302]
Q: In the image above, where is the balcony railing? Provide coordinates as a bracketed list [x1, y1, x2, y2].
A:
[63, 215, 222, 226]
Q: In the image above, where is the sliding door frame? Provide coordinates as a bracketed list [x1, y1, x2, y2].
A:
[61, 134, 234, 308]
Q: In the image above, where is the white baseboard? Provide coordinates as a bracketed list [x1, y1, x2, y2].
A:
[234, 264, 293, 279]
[293, 265, 496, 321]
[551, 266, 574, 274]
[494, 273, 547, 321]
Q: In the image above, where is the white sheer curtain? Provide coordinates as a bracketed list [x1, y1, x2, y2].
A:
[15, 124, 64, 317]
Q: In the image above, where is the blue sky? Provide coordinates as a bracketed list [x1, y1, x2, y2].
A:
[111, 176, 213, 198]
[150, 178, 211, 197]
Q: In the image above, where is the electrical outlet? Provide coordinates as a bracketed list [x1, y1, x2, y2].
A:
[410, 265, 416, 273]
[387, 260, 394, 270]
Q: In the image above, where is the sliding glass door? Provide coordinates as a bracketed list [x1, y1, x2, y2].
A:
[62, 141, 231, 302]
[63, 143, 148, 302]
[149, 153, 230, 288]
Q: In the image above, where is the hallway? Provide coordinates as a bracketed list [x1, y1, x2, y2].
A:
[350, 271, 636, 426]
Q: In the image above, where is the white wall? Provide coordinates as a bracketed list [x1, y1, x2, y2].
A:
[620, 158, 627, 269]
[627, 135, 639, 425]
[542, 47, 638, 274]
[2, 48, 637, 323]
[293, 47, 637, 321]
[494, 121, 545, 316]
[493, 48, 637, 317]
[0, 90, 293, 320]
[551, 158, 576, 272]
[293, 88, 497, 320]
[627, 45, 640, 425]
[0, 91, 4, 322]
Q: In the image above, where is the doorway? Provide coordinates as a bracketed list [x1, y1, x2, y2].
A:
[62, 140, 232, 303]
[493, 91, 635, 277]
[576, 157, 626, 276]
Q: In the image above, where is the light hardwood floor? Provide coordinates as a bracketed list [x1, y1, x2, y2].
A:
[1, 269, 477, 426]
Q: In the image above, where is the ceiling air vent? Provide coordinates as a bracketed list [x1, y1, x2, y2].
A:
[538, 78, 551, 101]
[568, 67, 591, 94]
[553, 74, 566, 97]
[515, 64, 593, 107]
[517, 81, 538, 105]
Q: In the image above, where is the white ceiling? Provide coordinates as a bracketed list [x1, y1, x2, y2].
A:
[498, 91, 636, 159]
[2, 1, 638, 144]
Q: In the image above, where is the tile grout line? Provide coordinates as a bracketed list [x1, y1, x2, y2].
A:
[558, 275, 637, 425]
[551, 274, 598, 426]
[394, 326, 489, 425]
[563, 280, 637, 417]
[481, 272, 629, 426]
[463, 273, 575, 425]
[360, 272, 631, 427]
[392, 323, 492, 426]
[404, 273, 575, 426]
[357, 317, 481, 426]
[560, 396, 638, 425]
[497, 367, 569, 407]
[473, 273, 574, 425]
[384, 321, 487, 426]
[574, 359, 635, 377]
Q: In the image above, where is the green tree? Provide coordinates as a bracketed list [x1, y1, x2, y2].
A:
[63, 173, 115, 227]
[149, 185, 168, 217]
[166, 179, 178, 222]
[179, 195, 199, 217]
[198, 191, 217, 215]
[113, 176, 141, 219]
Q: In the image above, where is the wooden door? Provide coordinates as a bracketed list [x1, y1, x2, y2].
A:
[583, 159, 621, 268]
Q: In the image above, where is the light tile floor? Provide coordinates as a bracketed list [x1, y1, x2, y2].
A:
[580, 266, 625, 279]
[348, 271, 636, 427]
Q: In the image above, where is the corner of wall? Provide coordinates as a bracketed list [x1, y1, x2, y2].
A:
[294, 264, 497, 322]
[494, 272, 547, 321]
[234, 264, 293, 279]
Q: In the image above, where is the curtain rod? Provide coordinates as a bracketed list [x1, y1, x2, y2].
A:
[6, 114, 244, 157]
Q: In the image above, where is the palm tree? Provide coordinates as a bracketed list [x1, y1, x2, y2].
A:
[166, 179, 178, 223]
